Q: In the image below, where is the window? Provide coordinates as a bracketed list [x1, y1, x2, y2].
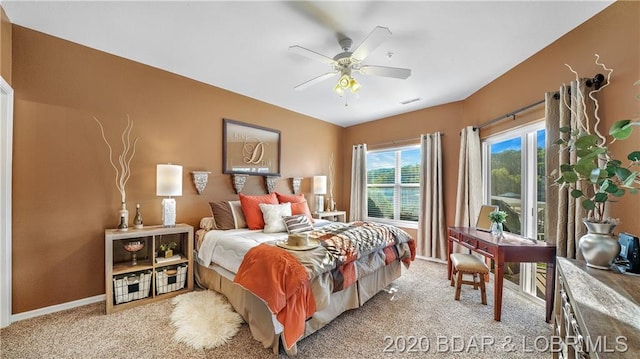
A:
[366, 146, 420, 224]
[482, 122, 546, 300]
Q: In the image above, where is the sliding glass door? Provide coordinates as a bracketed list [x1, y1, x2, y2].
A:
[482, 122, 546, 300]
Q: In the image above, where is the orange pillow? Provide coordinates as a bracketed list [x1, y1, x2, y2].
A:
[239, 193, 278, 230]
[276, 192, 306, 204]
[291, 200, 314, 223]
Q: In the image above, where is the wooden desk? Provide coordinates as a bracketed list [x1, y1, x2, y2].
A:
[448, 227, 557, 322]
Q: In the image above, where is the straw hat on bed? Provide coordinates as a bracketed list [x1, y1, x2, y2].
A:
[276, 233, 320, 251]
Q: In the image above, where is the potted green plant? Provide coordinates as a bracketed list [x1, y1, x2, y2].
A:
[488, 210, 508, 237]
[159, 242, 177, 258]
[554, 63, 639, 269]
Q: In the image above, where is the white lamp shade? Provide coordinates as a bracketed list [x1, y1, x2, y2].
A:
[313, 175, 327, 195]
[156, 164, 183, 197]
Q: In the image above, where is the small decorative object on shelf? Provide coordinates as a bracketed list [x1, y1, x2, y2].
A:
[133, 203, 143, 229]
[159, 241, 177, 258]
[488, 210, 507, 237]
[123, 241, 144, 266]
[117, 202, 129, 232]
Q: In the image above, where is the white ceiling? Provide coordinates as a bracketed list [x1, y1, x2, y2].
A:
[2, 0, 614, 127]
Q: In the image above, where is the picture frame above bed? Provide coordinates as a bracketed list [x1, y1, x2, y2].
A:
[223, 119, 281, 176]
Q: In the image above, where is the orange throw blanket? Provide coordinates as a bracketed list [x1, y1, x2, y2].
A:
[233, 243, 316, 351]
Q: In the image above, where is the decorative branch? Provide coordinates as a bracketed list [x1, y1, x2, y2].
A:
[590, 54, 614, 146]
[94, 115, 139, 203]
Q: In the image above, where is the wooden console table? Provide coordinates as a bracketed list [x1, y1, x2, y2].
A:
[447, 227, 557, 322]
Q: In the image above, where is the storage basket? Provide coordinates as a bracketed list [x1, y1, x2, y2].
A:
[113, 270, 152, 304]
[155, 264, 188, 295]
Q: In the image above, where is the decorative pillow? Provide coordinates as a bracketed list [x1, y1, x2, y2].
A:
[283, 214, 314, 234]
[208, 201, 235, 230]
[228, 200, 247, 229]
[275, 192, 306, 204]
[259, 203, 292, 233]
[199, 217, 215, 231]
[291, 200, 314, 223]
[239, 193, 278, 230]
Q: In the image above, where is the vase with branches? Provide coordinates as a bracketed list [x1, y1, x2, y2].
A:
[94, 115, 139, 230]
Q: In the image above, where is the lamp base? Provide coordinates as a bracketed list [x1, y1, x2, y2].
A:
[161, 198, 177, 227]
[315, 195, 325, 213]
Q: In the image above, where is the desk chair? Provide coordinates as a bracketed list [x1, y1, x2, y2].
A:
[450, 253, 489, 305]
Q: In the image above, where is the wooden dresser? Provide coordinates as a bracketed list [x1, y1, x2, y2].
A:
[554, 257, 640, 358]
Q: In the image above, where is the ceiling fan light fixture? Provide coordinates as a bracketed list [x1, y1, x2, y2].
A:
[334, 83, 345, 96]
[338, 74, 351, 89]
[349, 77, 361, 93]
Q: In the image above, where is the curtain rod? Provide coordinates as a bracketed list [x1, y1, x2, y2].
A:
[473, 73, 605, 131]
[473, 99, 545, 131]
[369, 133, 444, 148]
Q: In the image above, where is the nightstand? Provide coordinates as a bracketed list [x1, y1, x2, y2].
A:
[312, 210, 346, 222]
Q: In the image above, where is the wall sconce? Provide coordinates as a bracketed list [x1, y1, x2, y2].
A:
[232, 174, 248, 194]
[191, 171, 211, 195]
[156, 164, 183, 227]
[265, 176, 279, 194]
[291, 177, 303, 194]
[313, 175, 327, 213]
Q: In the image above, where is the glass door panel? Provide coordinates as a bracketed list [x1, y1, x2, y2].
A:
[489, 137, 522, 286]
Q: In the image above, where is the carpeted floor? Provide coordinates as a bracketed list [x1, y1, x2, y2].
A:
[0, 260, 553, 358]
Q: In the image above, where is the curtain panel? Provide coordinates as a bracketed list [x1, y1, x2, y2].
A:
[454, 126, 482, 228]
[349, 144, 367, 221]
[545, 79, 593, 259]
[417, 133, 447, 260]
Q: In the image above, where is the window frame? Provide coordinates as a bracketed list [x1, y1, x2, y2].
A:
[365, 145, 420, 229]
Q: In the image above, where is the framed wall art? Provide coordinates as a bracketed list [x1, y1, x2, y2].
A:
[223, 119, 281, 176]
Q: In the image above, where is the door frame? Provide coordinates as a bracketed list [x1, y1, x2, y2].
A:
[1, 76, 14, 328]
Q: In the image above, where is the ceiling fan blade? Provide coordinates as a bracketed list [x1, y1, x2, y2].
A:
[359, 65, 411, 79]
[289, 45, 336, 65]
[294, 72, 338, 91]
[351, 26, 392, 62]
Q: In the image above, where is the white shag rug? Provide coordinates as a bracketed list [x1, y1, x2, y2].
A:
[170, 290, 244, 349]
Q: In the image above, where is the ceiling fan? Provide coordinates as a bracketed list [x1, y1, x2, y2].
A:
[289, 26, 411, 95]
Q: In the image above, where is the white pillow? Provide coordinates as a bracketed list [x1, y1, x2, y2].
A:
[259, 202, 292, 233]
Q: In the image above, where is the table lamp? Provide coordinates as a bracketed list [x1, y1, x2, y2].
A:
[313, 175, 327, 213]
[156, 164, 182, 227]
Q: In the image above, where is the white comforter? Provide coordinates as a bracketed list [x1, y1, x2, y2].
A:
[197, 219, 332, 274]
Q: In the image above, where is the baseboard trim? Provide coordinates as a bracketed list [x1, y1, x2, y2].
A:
[11, 295, 105, 323]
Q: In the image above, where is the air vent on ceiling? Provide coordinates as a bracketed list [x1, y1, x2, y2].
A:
[400, 97, 422, 105]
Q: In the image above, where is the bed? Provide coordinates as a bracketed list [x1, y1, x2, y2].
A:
[194, 195, 416, 355]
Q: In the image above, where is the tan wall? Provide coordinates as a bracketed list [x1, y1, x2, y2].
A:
[0, 6, 11, 83]
[11, 25, 343, 313]
[343, 2, 640, 243]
